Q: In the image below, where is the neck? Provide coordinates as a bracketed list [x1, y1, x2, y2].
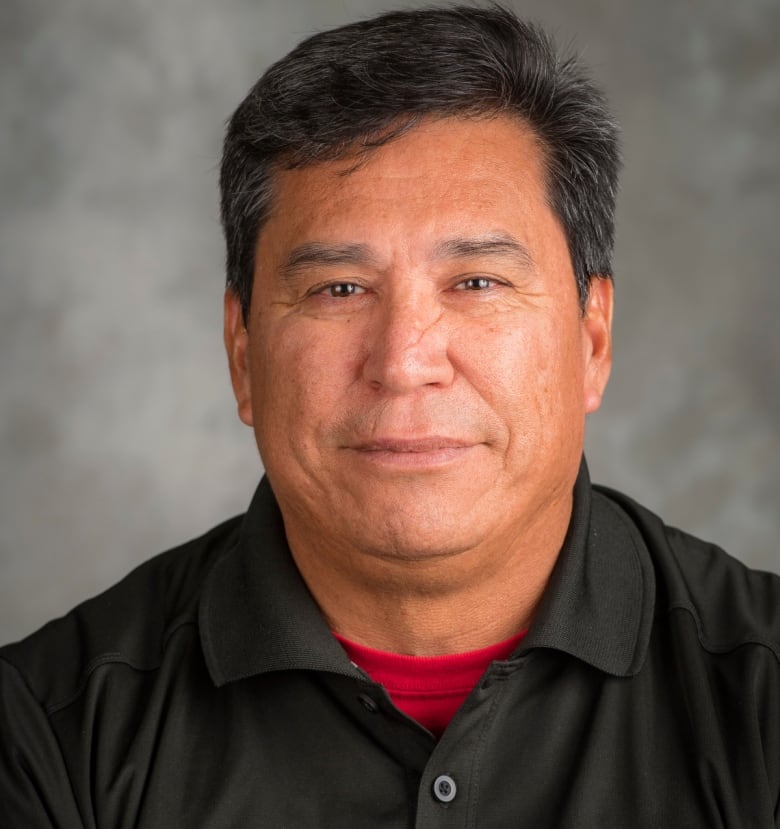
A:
[284, 492, 572, 656]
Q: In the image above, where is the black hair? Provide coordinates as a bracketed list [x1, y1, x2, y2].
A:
[220, 4, 621, 318]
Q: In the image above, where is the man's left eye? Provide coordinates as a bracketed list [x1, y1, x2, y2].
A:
[456, 277, 495, 291]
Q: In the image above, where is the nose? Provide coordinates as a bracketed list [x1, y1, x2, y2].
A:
[361, 293, 454, 393]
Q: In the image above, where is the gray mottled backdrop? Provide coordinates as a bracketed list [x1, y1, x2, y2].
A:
[1, 0, 778, 644]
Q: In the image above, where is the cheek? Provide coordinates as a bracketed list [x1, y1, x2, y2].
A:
[462, 316, 542, 387]
[467, 316, 586, 426]
[252, 318, 363, 436]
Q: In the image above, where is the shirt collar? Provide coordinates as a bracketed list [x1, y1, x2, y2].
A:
[200, 477, 358, 686]
[200, 459, 655, 686]
[520, 460, 656, 676]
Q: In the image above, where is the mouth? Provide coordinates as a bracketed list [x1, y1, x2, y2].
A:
[345, 437, 480, 469]
[351, 437, 475, 452]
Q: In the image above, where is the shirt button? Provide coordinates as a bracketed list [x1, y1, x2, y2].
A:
[432, 774, 457, 803]
[357, 693, 378, 713]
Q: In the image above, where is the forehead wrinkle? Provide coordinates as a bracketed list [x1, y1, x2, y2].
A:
[432, 233, 535, 270]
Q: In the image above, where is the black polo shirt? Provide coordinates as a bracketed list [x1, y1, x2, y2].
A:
[2, 464, 779, 827]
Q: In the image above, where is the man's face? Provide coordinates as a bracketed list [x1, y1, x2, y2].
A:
[226, 116, 612, 567]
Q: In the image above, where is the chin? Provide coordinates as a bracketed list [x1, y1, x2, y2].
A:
[342, 503, 484, 563]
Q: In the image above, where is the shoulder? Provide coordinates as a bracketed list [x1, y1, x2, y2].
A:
[0, 514, 244, 713]
[593, 484, 780, 661]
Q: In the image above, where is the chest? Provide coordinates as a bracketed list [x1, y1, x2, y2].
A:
[61, 650, 775, 828]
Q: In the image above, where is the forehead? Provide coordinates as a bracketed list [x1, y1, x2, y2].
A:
[256, 116, 562, 268]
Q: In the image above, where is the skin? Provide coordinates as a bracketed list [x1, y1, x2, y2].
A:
[225, 116, 613, 655]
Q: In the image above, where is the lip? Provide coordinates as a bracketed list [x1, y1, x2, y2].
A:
[351, 437, 475, 452]
[345, 437, 479, 469]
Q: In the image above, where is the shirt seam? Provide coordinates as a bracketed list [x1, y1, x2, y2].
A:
[43, 617, 199, 716]
[0, 656, 88, 827]
[466, 675, 511, 829]
[666, 603, 780, 663]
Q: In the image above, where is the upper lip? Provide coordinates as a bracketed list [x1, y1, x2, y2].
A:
[349, 437, 476, 452]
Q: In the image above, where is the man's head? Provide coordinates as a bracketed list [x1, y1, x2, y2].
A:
[221, 6, 616, 609]
[220, 4, 621, 320]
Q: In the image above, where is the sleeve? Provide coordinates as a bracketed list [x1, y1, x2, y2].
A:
[0, 658, 85, 828]
[766, 655, 780, 829]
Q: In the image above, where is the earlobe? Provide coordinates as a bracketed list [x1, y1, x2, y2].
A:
[582, 277, 614, 414]
[223, 289, 255, 427]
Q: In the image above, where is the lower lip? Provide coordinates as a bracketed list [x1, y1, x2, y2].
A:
[347, 446, 476, 470]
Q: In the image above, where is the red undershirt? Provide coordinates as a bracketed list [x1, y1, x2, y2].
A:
[334, 631, 527, 738]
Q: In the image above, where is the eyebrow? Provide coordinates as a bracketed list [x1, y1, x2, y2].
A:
[280, 242, 379, 278]
[432, 233, 535, 269]
[279, 232, 535, 279]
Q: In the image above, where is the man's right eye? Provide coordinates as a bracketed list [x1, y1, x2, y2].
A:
[320, 283, 366, 298]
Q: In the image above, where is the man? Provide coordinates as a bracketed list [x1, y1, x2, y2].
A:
[2, 6, 778, 827]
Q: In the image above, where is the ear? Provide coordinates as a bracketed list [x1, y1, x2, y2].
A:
[224, 289, 254, 427]
[581, 277, 614, 414]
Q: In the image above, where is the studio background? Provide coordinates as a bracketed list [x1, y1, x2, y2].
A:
[2, 0, 778, 645]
